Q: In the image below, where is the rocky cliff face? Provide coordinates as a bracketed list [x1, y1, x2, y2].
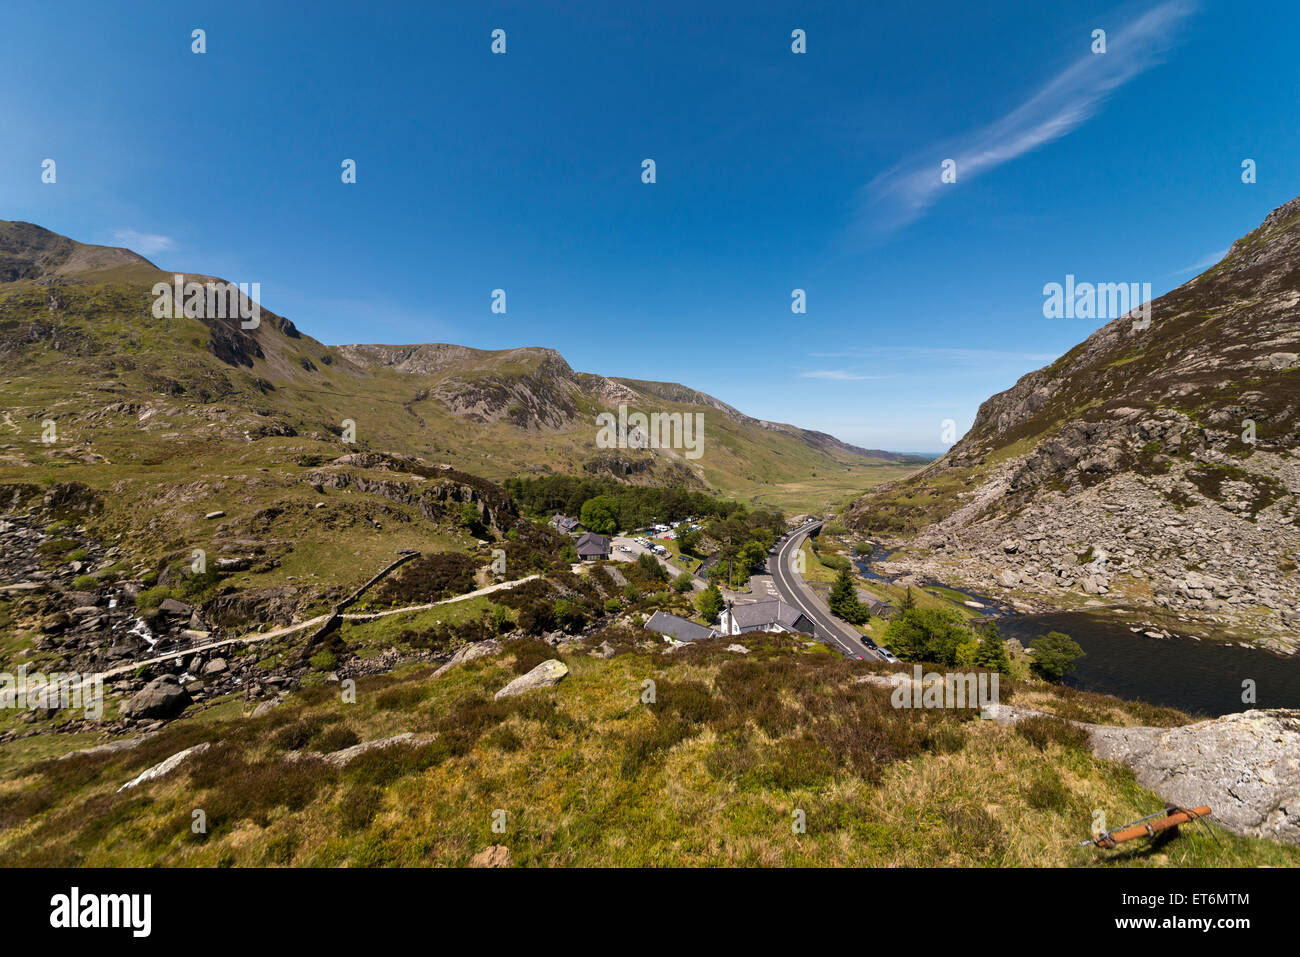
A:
[847, 198, 1300, 652]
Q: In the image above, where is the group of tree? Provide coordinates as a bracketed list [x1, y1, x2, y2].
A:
[881, 608, 1013, 674]
[704, 507, 784, 588]
[504, 475, 735, 531]
[879, 607, 1084, 681]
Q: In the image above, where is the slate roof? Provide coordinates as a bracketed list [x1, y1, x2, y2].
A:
[728, 599, 813, 633]
[575, 532, 610, 557]
[551, 515, 583, 533]
[644, 611, 719, 643]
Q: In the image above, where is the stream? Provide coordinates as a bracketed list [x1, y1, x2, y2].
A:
[852, 544, 1300, 717]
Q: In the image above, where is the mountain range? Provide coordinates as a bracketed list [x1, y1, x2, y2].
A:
[0, 219, 922, 502]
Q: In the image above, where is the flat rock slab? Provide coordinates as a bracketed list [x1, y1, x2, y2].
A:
[117, 742, 211, 792]
[433, 639, 502, 678]
[283, 732, 439, 767]
[1088, 709, 1300, 845]
[494, 659, 569, 700]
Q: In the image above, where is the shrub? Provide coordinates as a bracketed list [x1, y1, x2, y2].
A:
[486, 725, 523, 752]
[187, 746, 338, 828]
[1026, 774, 1070, 811]
[135, 585, 173, 609]
[314, 725, 360, 752]
[759, 735, 836, 789]
[621, 717, 692, 779]
[271, 715, 328, 751]
[1014, 715, 1090, 752]
[338, 784, 382, 832]
[308, 649, 338, 671]
[506, 637, 557, 674]
[1030, 631, 1086, 682]
[375, 552, 480, 605]
[38, 538, 78, 557]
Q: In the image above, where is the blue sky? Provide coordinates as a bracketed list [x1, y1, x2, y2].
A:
[2, 0, 1297, 453]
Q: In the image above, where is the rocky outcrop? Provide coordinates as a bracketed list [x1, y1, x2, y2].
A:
[847, 197, 1300, 650]
[433, 639, 502, 677]
[494, 659, 569, 700]
[285, 731, 438, 767]
[468, 845, 512, 867]
[1088, 709, 1300, 846]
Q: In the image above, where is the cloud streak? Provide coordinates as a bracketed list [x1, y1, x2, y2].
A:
[858, 1, 1196, 233]
[112, 229, 175, 256]
[799, 369, 884, 381]
[1168, 246, 1227, 277]
[809, 346, 1058, 364]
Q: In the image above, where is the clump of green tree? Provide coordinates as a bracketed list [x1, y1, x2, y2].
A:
[695, 583, 724, 624]
[505, 475, 734, 531]
[881, 609, 1013, 674]
[705, 508, 783, 589]
[1029, 631, 1085, 682]
[579, 495, 621, 535]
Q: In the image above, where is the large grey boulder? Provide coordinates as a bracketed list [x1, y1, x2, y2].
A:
[494, 659, 569, 700]
[157, 597, 193, 616]
[121, 676, 192, 719]
[1088, 709, 1300, 845]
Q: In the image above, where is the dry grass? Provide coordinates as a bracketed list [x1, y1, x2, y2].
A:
[0, 627, 1294, 868]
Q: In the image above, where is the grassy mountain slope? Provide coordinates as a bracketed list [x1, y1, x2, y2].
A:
[2, 627, 1294, 867]
[0, 220, 918, 511]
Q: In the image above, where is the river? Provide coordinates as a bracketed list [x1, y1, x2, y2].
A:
[852, 544, 1300, 718]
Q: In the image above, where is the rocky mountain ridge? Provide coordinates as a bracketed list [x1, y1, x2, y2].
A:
[0, 219, 913, 497]
[848, 197, 1300, 651]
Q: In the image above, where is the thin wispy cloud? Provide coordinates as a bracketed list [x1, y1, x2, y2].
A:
[112, 229, 175, 255]
[799, 369, 887, 381]
[1168, 246, 1227, 277]
[810, 346, 1057, 364]
[858, 1, 1196, 233]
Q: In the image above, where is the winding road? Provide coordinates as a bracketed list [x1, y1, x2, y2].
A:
[770, 520, 884, 661]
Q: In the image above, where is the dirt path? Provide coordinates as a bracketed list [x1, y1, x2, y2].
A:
[339, 574, 540, 620]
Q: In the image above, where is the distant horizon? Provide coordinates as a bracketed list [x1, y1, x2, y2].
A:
[3, 0, 1297, 450]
